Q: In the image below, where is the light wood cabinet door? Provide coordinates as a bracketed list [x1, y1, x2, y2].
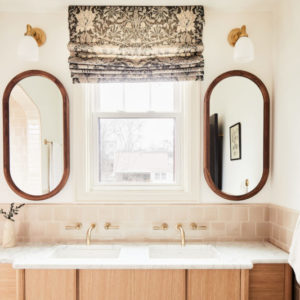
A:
[25, 269, 76, 300]
[188, 269, 241, 300]
[0, 264, 17, 300]
[249, 264, 292, 300]
[79, 269, 185, 300]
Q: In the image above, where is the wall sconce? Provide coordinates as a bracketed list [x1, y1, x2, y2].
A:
[228, 25, 254, 63]
[17, 24, 46, 62]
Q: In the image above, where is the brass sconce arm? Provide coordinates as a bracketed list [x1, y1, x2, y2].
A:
[24, 24, 46, 47]
[228, 25, 249, 47]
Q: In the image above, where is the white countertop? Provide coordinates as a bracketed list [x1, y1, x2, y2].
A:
[0, 241, 288, 270]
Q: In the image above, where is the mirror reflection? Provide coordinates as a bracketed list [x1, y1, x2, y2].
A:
[9, 76, 64, 195]
[209, 76, 264, 195]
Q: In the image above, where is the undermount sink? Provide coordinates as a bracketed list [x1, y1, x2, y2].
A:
[49, 244, 219, 260]
[148, 245, 219, 259]
[50, 246, 121, 259]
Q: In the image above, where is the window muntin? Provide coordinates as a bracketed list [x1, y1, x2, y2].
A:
[96, 82, 176, 113]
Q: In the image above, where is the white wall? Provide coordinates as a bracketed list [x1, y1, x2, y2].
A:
[270, 0, 300, 210]
[0, 9, 274, 203]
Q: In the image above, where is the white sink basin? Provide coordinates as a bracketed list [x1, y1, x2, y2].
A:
[149, 245, 219, 259]
[50, 246, 121, 259]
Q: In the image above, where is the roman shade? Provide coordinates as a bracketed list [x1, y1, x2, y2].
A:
[68, 6, 205, 83]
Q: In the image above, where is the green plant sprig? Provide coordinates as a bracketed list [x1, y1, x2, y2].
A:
[0, 203, 25, 222]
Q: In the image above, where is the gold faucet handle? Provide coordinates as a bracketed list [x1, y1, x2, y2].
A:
[190, 222, 207, 230]
[176, 223, 183, 229]
[104, 222, 120, 230]
[65, 222, 82, 230]
[153, 223, 168, 231]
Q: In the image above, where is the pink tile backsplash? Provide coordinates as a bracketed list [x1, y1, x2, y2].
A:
[0, 203, 298, 249]
[268, 204, 299, 252]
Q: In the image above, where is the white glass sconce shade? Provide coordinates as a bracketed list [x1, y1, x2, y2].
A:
[233, 36, 255, 63]
[18, 35, 39, 62]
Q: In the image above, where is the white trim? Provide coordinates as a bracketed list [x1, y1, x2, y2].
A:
[75, 81, 201, 203]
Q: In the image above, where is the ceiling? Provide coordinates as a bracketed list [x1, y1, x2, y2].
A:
[0, 0, 280, 13]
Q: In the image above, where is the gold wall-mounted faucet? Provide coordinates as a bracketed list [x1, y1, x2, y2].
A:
[86, 223, 96, 246]
[176, 224, 185, 247]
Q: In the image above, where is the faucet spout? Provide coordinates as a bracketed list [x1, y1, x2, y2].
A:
[86, 223, 96, 246]
[176, 224, 185, 247]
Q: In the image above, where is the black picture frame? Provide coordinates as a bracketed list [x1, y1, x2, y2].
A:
[230, 122, 241, 160]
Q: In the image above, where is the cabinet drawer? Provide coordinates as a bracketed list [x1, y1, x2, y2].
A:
[25, 269, 76, 300]
[79, 269, 185, 300]
[188, 269, 241, 300]
[249, 264, 292, 300]
[0, 264, 16, 300]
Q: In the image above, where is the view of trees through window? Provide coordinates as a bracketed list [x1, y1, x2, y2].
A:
[98, 118, 175, 184]
[93, 82, 180, 185]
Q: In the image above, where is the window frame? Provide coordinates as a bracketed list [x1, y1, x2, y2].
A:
[75, 81, 201, 203]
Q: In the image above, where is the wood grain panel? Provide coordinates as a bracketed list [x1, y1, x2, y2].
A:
[133, 270, 185, 300]
[0, 264, 17, 300]
[25, 269, 76, 300]
[294, 275, 300, 300]
[16, 269, 25, 300]
[249, 264, 285, 300]
[241, 269, 249, 300]
[79, 270, 133, 300]
[188, 269, 241, 300]
[79, 269, 185, 300]
[284, 264, 292, 300]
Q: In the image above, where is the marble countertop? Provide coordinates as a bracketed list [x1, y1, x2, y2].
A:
[0, 241, 288, 270]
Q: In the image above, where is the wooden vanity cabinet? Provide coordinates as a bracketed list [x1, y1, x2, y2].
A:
[187, 269, 241, 300]
[187, 265, 292, 300]
[248, 264, 292, 300]
[0, 264, 17, 300]
[1, 263, 292, 300]
[78, 269, 185, 300]
[24, 269, 76, 300]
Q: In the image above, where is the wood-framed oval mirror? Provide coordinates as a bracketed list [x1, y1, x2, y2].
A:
[3, 70, 70, 200]
[204, 70, 270, 201]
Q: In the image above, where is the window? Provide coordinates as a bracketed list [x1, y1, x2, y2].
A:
[91, 82, 180, 187]
[76, 81, 200, 202]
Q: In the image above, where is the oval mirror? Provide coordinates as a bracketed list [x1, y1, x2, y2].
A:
[204, 70, 269, 200]
[3, 70, 69, 200]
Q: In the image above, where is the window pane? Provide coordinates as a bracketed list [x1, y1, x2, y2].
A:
[150, 82, 174, 112]
[98, 118, 175, 184]
[99, 83, 123, 112]
[124, 83, 150, 112]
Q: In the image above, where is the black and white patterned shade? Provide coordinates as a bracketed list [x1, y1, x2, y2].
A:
[68, 6, 205, 83]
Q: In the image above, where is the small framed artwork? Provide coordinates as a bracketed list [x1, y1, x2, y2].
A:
[230, 122, 241, 160]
